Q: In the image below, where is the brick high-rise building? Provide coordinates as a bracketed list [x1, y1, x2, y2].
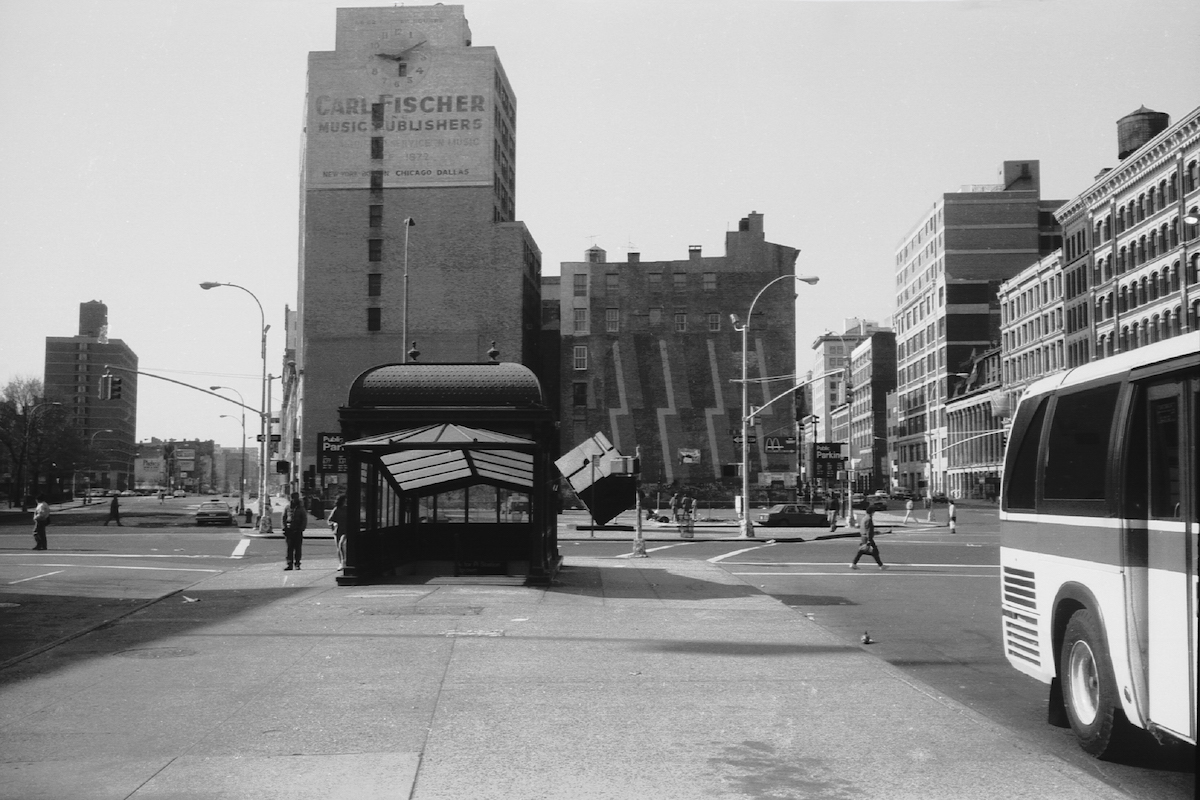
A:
[893, 160, 1063, 496]
[553, 212, 800, 492]
[291, 5, 542, 493]
[43, 301, 138, 492]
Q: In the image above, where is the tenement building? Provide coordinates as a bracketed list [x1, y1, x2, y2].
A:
[554, 213, 800, 493]
[1055, 105, 1200, 365]
[292, 5, 543, 496]
[43, 301, 138, 492]
[893, 160, 1063, 497]
[997, 250, 1065, 408]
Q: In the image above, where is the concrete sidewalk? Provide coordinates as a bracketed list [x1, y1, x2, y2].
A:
[0, 556, 1125, 799]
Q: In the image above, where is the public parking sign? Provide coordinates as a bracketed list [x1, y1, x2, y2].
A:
[814, 442, 844, 480]
[318, 433, 347, 474]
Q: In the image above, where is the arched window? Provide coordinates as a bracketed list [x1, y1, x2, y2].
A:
[1169, 172, 1178, 202]
[1187, 161, 1199, 193]
[1169, 262, 1180, 291]
[1170, 218, 1179, 248]
[1160, 270, 1170, 296]
[1137, 195, 1146, 221]
[1148, 233, 1157, 259]
[1139, 277, 1148, 306]
[1104, 293, 1113, 318]
[1119, 284, 1128, 312]
[1151, 315, 1161, 343]
[1137, 236, 1147, 264]
[1120, 326, 1129, 351]
[1149, 272, 1159, 300]
[1191, 253, 1200, 285]
[1103, 218, 1111, 240]
[1117, 208, 1126, 232]
[1118, 246, 1127, 273]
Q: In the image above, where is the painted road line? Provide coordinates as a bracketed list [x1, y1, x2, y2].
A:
[720, 561, 997, 568]
[231, 539, 251, 558]
[8, 570, 64, 585]
[708, 542, 777, 564]
[616, 543, 691, 558]
[14, 563, 222, 573]
[731, 571, 1002, 577]
[0, 553, 225, 560]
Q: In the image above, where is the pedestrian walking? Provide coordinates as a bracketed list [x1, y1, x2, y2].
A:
[158, 489, 165, 504]
[924, 493, 933, 522]
[328, 494, 348, 569]
[680, 494, 693, 521]
[103, 494, 122, 526]
[850, 505, 885, 570]
[282, 492, 308, 570]
[669, 493, 681, 522]
[948, 500, 957, 534]
[32, 495, 50, 550]
[902, 497, 914, 524]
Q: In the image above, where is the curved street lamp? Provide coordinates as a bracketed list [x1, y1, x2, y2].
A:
[200, 282, 272, 532]
[83, 428, 113, 504]
[216, 387, 248, 514]
[730, 274, 819, 538]
[18, 401, 62, 510]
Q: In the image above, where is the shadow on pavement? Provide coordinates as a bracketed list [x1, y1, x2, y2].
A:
[0, 586, 308, 687]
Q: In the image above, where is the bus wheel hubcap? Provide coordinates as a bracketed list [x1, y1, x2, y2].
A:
[1068, 640, 1099, 724]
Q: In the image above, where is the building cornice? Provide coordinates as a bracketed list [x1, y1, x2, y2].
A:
[1056, 107, 1200, 224]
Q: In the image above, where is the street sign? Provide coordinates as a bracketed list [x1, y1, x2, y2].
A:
[732, 436, 758, 445]
[318, 432, 348, 474]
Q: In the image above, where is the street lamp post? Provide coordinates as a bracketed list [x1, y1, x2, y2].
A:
[84, 428, 113, 504]
[730, 274, 819, 538]
[199, 281, 272, 532]
[402, 217, 416, 361]
[18, 401, 62, 510]
[213, 386, 247, 513]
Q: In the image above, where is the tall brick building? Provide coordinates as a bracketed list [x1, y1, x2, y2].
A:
[892, 161, 1063, 496]
[43, 301, 138, 492]
[292, 5, 542, 493]
[553, 213, 800, 494]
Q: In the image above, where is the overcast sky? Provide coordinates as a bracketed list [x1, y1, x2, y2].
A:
[2, 0, 1197, 448]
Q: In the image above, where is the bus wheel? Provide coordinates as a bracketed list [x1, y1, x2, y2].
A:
[1060, 608, 1122, 757]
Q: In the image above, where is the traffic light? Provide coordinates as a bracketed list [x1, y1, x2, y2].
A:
[99, 374, 112, 399]
[110, 377, 123, 400]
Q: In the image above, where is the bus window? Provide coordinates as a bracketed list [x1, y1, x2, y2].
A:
[1044, 384, 1120, 501]
[1148, 395, 1181, 519]
[1006, 397, 1047, 509]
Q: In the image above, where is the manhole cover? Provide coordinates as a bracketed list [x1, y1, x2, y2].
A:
[0, 602, 20, 609]
[112, 647, 197, 659]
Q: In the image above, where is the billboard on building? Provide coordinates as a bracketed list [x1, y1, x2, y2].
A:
[306, 13, 498, 192]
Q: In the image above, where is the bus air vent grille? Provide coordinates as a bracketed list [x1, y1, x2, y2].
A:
[1002, 608, 1040, 667]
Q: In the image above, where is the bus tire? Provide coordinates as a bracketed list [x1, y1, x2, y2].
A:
[1060, 608, 1123, 757]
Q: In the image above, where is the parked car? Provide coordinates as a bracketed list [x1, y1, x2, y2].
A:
[929, 491, 949, 503]
[889, 487, 914, 500]
[172, 489, 186, 498]
[852, 493, 888, 512]
[195, 499, 235, 526]
[872, 490, 889, 499]
[756, 504, 827, 527]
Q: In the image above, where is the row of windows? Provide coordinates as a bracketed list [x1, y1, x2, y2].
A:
[572, 271, 720, 295]
[1001, 274, 1062, 324]
[1003, 308, 1063, 351]
[1094, 303, 1198, 356]
[571, 307, 726, 333]
[1003, 341, 1064, 385]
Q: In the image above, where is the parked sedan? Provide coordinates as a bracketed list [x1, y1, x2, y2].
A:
[852, 494, 888, 512]
[756, 504, 828, 527]
[195, 500, 235, 526]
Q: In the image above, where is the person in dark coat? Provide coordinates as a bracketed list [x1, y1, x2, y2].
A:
[281, 492, 308, 570]
[103, 494, 122, 526]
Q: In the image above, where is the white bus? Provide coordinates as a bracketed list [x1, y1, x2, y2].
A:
[1000, 332, 1197, 757]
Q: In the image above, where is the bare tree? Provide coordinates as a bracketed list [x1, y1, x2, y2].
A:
[0, 376, 82, 508]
